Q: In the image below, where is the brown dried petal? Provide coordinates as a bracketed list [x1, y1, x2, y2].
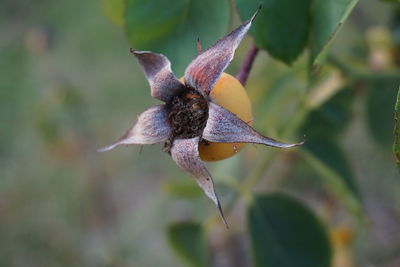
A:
[203, 102, 305, 148]
[98, 105, 171, 152]
[184, 8, 260, 96]
[170, 137, 228, 227]
[132, 50, 184, 102]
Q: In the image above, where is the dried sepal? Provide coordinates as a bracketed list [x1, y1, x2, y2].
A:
[132, 50, 184, 102]
[170, 137, 228, 228]
[98, 105, 171, 152]
[184, 8, 260, 96]
[203, 102, 304, 148]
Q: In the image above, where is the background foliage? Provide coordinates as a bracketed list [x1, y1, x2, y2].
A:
[1, 0, 400, 266]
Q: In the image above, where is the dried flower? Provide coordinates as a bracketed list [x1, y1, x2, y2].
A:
[99, 7, 303, 227]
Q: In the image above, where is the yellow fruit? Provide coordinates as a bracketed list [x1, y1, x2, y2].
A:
[181, 73, 253, 161]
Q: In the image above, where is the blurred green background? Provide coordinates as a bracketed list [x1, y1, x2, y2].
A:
[1, 0, 400, 266]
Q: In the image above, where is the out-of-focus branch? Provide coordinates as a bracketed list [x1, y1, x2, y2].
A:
[236, 45, 259, 86]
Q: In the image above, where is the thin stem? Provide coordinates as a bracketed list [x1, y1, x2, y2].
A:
[236, 45, 259, 86]
[327, 55, 361, 79]
[327, 55, 400, 81]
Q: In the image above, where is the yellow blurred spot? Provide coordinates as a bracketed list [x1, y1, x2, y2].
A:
[330, 226, 354, 267]
[366, 26, 394, 70]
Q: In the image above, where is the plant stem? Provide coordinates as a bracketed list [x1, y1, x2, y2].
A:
[327, 55, 400, 81]
[236, 45, 259, 86]
[327, 55, 361, 79]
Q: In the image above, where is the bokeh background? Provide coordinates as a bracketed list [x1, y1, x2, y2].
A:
[1, 0, 400, 266]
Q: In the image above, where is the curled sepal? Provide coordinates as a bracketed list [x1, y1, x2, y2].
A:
[170, 137, 228, 228]
[184, 7, 260, 96]
[98, 105, 171, 152]
[132, 50, 184, 102]
[203, 102, 305, 148]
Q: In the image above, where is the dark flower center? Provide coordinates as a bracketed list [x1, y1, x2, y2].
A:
[164, 87, 209, 152]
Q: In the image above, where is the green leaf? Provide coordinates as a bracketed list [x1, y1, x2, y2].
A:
[102, 0, 124, 26]
[299, 135, 363, 222]
[311, 0, 359, 66]
[167, 222, 208, 267]
[303, 136, 359, 200]
[393, 86, 400, 167]
[124, 0, 229, 74]
[235, 0, 312, 64]
[301, 87, 354, 138]
[299, 85, 361, 210]
[248, 193, 331, 267]
[366, 77, 400, 148]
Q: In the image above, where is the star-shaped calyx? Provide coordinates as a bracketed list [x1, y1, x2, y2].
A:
[99, 7, 304, 227]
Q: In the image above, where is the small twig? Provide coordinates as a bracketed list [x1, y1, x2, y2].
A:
[328, 55, 400, 82]
[327, 55, 358, 78]
[236, 45, 259, 86]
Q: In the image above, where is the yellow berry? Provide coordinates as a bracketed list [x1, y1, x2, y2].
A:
[181, 73, 253, 161]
